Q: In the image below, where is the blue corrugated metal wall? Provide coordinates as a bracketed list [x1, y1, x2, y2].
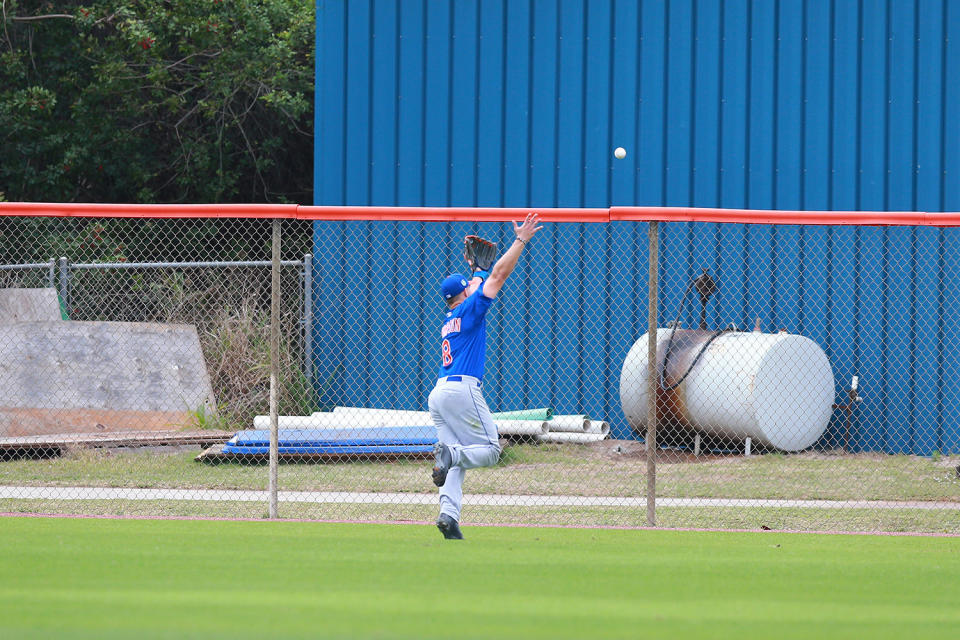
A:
[314, 0, 960, 453]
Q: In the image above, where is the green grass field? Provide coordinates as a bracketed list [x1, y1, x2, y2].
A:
[2, 516, 958, 639]
[3, 444, 958, 532]
[5, 446, 959, 503]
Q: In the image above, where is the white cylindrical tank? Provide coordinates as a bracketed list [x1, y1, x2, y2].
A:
[620, 328, 835, 451]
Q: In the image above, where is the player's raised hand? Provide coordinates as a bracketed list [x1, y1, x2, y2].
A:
[513, 212, 544, 244]
[484, 214, 543, 298]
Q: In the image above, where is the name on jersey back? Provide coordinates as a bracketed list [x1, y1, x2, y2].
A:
[441, 317, 462, 338]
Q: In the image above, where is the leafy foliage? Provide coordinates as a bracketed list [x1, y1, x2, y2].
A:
[0, 0, 314, 204]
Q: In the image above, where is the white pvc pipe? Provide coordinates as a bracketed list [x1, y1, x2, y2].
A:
[325, 407, 549, 436]
[496, 420, 549, 436]
[545, 415, 590, 432]
[254, 413, 432, 430]
[253, 415, 311, 429]
[584, 420, 609, 436]
[326, 407, 432, 422]
[538, 432, 607, 444]
[254, 413, 547, 436]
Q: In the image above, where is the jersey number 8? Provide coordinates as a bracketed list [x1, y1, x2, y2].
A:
[441, 339, 453, 366]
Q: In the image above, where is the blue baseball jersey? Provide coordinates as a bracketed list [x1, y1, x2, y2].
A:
[437, 284, 495, 380]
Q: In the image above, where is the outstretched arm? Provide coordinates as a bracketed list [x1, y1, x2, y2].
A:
[482, 213, 543, 299]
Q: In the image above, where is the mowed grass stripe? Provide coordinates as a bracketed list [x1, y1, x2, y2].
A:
[1, 517, 958, 640]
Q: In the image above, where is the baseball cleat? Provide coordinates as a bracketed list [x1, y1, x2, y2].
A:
[432, 442, 452, 487]
[436, 514, 464, 539]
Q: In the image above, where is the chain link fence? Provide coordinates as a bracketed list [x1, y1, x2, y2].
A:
[0, 209, 957, 532]
[0, 216, 313, 518]
[650, 221, 959, 533]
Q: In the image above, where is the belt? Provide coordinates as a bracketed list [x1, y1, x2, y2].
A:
[437, 375, 482, 386]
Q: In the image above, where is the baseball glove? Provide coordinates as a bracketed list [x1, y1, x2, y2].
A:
[464, 235, 498, 273]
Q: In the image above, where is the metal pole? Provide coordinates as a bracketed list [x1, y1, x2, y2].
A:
[47, 259, 56, 289]
[58, 257, 69, 315]
[269, 219, 281, 519]
[646, 221, 659, 527]
[302, 253, 314, 394]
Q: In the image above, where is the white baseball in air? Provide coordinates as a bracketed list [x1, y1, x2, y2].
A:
[614, 147, 627, 160]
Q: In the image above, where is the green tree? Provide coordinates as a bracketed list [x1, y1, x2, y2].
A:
[0, 0, 314, 204]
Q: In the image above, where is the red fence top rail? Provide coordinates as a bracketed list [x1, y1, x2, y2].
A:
[0, 202, 299, 218]
[0, 203, 606, 222]
[608, 206, 956, 226]
[295, 206, 608, 222]
[3, 202, 960, 226]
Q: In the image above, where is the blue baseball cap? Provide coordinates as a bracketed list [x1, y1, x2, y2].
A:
[441, 273, 469, 300]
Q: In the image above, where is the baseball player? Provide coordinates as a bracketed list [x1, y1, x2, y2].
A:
[429, 212, 543, 540]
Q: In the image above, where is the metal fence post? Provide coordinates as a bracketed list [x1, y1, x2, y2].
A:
[303, 253, 314, 394]
[269, 219, 281, 519]
[646, 221, 659, 527]
[57, 257, 69, 315]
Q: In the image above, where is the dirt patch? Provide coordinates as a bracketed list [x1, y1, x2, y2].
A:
[931, 456, 960, 469]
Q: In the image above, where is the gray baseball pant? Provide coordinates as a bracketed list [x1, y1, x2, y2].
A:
[428, 375, 501, 522]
